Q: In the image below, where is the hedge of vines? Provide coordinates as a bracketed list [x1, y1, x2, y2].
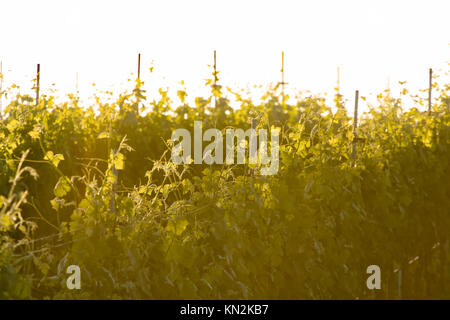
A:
[0, 77, 449, 299]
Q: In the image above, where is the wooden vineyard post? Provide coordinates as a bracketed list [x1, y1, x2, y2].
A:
[211, 50, 220, 109]
[36, 64, 40, 106]
[108, 113, 118, 215]
[110, 155, 118, 214]
[428, 68, 432, 115]
[136, 53, 141, 115]
[137, 53, 141, 80]
[279, 51, 288, 107]
[251, 118, 258, 130]
[248, 118, 258, 176]
[352, 90, 359, 160]
[398, 268, 402, 299]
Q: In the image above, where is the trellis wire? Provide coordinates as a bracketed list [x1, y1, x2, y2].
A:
[13, 195, 227, 260]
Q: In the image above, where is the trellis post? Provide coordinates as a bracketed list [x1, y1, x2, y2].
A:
[428, 68, 432, 115]
[211, 50, 219, 108]
[279, 51, 288, 107]
[352, 90, 359, 160]
[36, 64, 40, 106]
[138, 53, 141, 80]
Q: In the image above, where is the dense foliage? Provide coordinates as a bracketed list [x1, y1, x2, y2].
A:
[0, 74, 449, 299]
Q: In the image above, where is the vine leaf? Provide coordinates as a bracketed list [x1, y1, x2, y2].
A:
[44, 151, 65, 168]
[54, 176, 71, 198]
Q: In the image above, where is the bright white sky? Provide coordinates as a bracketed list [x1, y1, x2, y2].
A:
[0, 0, 449, 111]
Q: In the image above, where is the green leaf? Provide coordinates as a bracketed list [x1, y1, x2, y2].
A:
[6, 119, 19, 132]
[114, 153, 125, 170]
[54, 176, 71, 197]
[177, 90, 187, 103]
[78, 199, 90, 209]
[52, 154, 64, 167]
[97, 132, 110, 139]
[44, 151, 64, 167]
[50, 199, 59, 211]
[28, 130, 40, 140]
[1, 214, 11, 228]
